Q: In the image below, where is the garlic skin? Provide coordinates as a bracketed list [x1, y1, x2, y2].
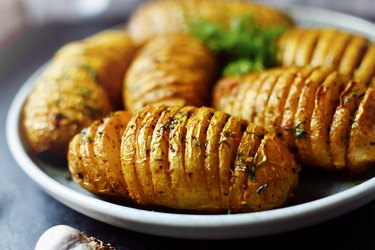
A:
[35, 225, 113, 250]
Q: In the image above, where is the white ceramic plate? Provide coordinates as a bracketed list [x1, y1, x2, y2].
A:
[6, 6, 375, 239]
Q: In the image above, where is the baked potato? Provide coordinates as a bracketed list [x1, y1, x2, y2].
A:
[278, 28, 375, 84]
[68, 106, 300, 213]
[22, 30, 136, 157]
[123, 34, 217, 113]
[126, 0, 294, 45]
[213, 66, 375, 173]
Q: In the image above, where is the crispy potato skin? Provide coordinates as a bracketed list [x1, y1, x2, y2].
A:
[68, 111, 133, 198]
[213, 66, 375, 173]
[278, 28, 374, 85]
[68, 106, 300, 213]
[124, 34, 217, 113]
[22, 30, 136, 157]
[126, 0, 293, 45]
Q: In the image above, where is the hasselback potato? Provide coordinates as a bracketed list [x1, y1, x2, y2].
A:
[22, 30, 136, 157]
[213, 66, 375, 173]
[123, 34, 217, 113]
[126, 0, 293, 45]
[278, 27, 375, 84]
[68, 106, 300, 213]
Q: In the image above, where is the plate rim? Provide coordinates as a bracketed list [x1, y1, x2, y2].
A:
[6, 5, 375, 239]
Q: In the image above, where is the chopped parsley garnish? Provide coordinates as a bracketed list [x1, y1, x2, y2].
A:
[188, 15, 286, 76]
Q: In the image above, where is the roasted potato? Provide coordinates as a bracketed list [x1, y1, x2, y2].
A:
[68, 106, 300, 213]
[123, 34, 217, 113]
[126, 0, 294, 45]
[213, 66, 375, 173]
[22, 30, 136, 157]
[278, 28, 375, 84]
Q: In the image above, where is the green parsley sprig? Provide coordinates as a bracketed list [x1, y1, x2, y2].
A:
[188, 15, 286, 76]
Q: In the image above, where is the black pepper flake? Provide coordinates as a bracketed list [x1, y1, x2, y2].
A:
[256, 184, 268, 194]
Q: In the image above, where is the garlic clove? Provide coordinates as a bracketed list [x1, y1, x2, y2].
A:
[35, 225, 114, 250]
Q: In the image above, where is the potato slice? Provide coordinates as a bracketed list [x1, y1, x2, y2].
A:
[180, 107, 215, 208]
[79, 121, 101, 194]
[338, 36, 368, 76]
[168, 106, 196, 208]
[321, 32, 351, 69]
[294, 29, 320, 66]
[252, 74, 279, 127]
[354, 44, 375, 84]
[93, 111, 132, 197]
[217, 116, 247, 208]
[238, 72, 265, 122]
[310, 29, 337, 67]
[148, 106, 182, 207]
[330, 80, 366, 169]
[310, 72, 347, 168]
[347, 88, 375, 173]
[231, 75, 256, 119]
[294, 67, 332, 164]
[135, 106, 169, 204]
[204, 111, 230, 208]
[121, 107, 152, 204]
[280, 28, 305, 66]
[229, 124, 264, 211]
[264, 68, 297, 134]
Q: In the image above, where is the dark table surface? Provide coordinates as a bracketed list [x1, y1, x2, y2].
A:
[1, 15, 375, 250]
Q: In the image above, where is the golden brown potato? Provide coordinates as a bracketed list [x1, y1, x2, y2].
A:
[68, 106, 300, 213]
[22, 30, 136, 157]
[213, 66, 375, 173]
[278, 28, 374, 84]
[126, 0, 294, 45]
[68, 111, 133, 198]
[123, 34, 216, 113]
[347, 87, 375, 174]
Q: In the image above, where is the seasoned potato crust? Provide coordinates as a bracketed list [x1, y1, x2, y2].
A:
[213, 66, 375, 173]
[124, 34, 216, 113]
[68, 106, 300, 213]
[127, 0, 293, 45]
[22, 30, 136, 157]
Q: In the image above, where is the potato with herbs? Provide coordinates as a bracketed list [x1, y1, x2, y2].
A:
[278, 28, 375, 84]
[22, 30, 136, 157]
[68, 111, 133, 198]
[68, 106, 300, 213]
[126, 0, 293, 45]
[123, 34, 216, 113]
[213, 66, 375, 174]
